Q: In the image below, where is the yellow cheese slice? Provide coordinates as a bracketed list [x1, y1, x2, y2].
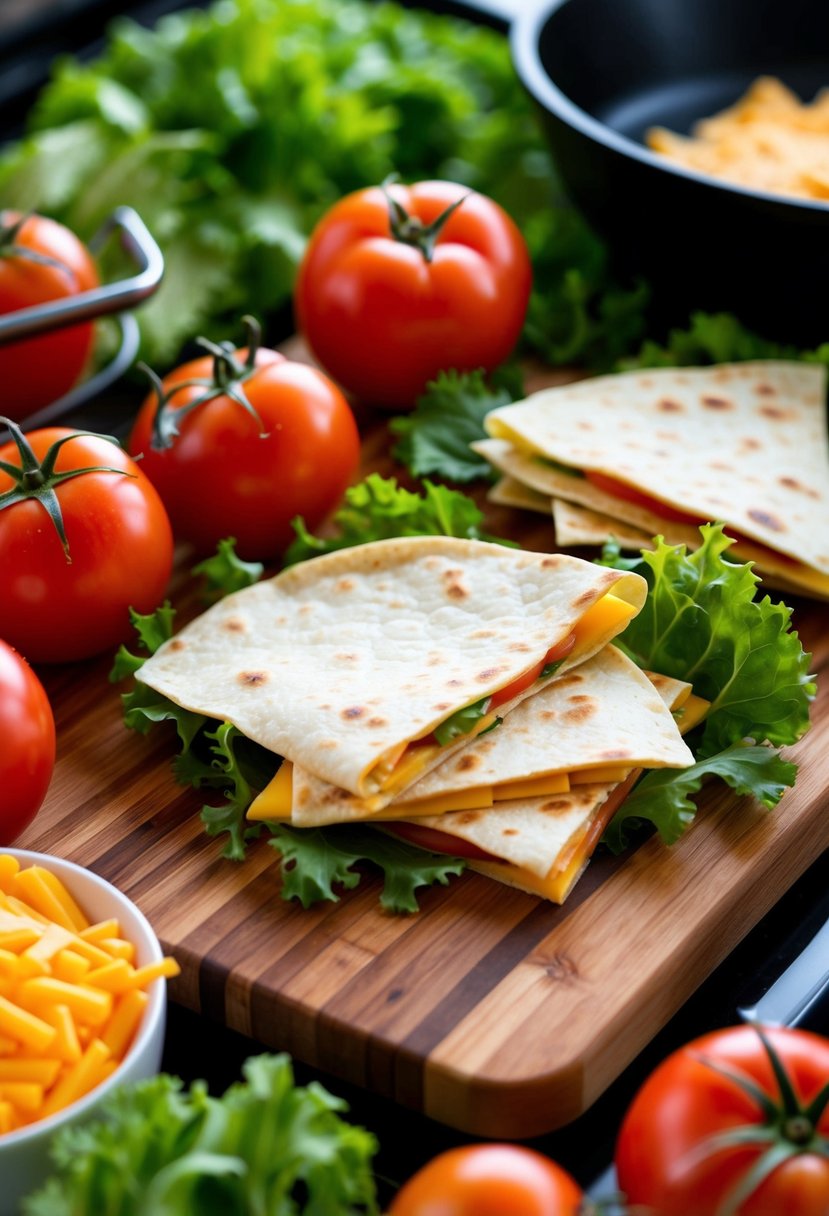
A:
[491, 773, 570, 799]
[248, 762, 293, 821]
[469, 855, 584, 903]
[569, 592, 637, 651]
[569, 765, 631, 785]
[674, 693, 709, 733]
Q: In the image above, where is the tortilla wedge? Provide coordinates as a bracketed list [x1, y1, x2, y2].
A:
[386, 671, 708, 904]
[137, 536, 647, 810]
[476, 361, 829, 599]
[253, 646, 694, 825]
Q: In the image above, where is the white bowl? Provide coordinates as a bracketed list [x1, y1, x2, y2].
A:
[0, 849, 167, 1215]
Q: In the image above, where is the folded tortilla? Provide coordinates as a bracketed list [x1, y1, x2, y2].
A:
[252, 646, 694, 825]
[137, 536, 647, 807]
[387, 671, 708, 904]
[476, 361, 829, 599]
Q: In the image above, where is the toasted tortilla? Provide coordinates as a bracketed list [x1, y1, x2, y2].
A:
[487, 476, 551, 516]
[475, 361, 829, 598]
[137, 536, 646, 805]
[389, 671, 701, 903]
[551, 499, 654, 551]
[279, 646, 692, 826]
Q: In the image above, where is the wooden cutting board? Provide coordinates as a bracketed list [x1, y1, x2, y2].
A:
[21, 359, 829, 1138]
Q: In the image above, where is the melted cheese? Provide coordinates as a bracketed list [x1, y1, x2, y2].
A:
[569, 765, 631, 785]
[491, 773, 570, 799]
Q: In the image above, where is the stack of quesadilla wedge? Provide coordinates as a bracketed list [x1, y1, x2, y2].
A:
[136, 535, 702, 904]
[249, 648, 706, 903]
[477, 361, 829, 600]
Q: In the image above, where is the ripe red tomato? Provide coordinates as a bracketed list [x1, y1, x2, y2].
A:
[295, 180, 532, 409]
[0, 639, 56, 842]
[388, 1144, 583, 1216]
[0, 211, 99, 420]
[128, 327, 361, 559]
[615, 1024, 829, 1216]
[0, 426, 174, 663]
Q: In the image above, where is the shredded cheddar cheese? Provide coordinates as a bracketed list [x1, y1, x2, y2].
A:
[0, 855, 179, 1135]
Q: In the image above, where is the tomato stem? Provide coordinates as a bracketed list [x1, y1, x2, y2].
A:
[380, 177, 471, 263]
[0, 417, 133, 562]
[143, 315, 268, 451]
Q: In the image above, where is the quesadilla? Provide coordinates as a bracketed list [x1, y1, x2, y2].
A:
[476, 361, 829, 599]
[137, 537, 647, 811]
[249, 646, 695, 825]
[384, 671, 709, 904]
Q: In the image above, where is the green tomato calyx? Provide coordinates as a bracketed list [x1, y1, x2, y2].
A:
[0, 417, 132, 563]
[142, 315, 269, 451]
[690, 1023, 829, 1216]
[380, 176, 471, 263]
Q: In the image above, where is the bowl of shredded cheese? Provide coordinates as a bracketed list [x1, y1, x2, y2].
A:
[0, 849, 178, 1213]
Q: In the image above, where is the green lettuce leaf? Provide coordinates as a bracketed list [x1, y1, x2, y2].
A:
[601, 524, 816, 756]
[285, 473, 513, 565]
[603, 742, 798, 851]
[390, 367, 522, 483]
[191, 537, 264, 603]
[23, 1055, 379, 1216]
[620, 309, 829, 371]
[433, 696, 494, 745]
[267, 825, 465, 914]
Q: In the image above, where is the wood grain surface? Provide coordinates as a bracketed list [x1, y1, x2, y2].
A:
[20, 360, 829, 1137]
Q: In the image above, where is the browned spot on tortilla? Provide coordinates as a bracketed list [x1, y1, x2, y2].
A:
[222, 618, 245, 633]
[741, 437, 762, 451]
[477, 666, 507, 683]
[427, 655, 442, 667]
[318, 741, 338, 750]
[389, 600, 405, 610]
[508, 642, 532, 652]
[600, 748, 633, 760]
[502, 828, 519, 837]
[779, 476, 820, 498]
[554, 672, 583, 689]
[760, 405, 795, 420]
[334, 653, 358, 662]
[168, 638, 186, 651]
[577, 421, 594, 430]
[565, 703, 596, 723]
[702, 395, 732, 410]
[433, 702, 451, 712]
[296, 787, 310, 807]
[640, 377, 654, 389]
[445, 580, 468, 600]
[755, 382, 776, 395]
[748, 508, 785, 533]
[341, 705, 365, 720]
[367, 717, 387, 728]
[335, 577, 354, 592]
[455, 753, 481, 773]
[541, 556, 562, 568]
[424, 558, 441, 570]
[569, 693, 592, 703]
[658, 398, 683, 412]
[238, 670, 268, 686]
[299, 605, 313, 617]
[540, 710, 558, 721]
[573, 587, 599, 607]
[540, 799, 571, 815]
[710, 461, 733, 472]
[471, 629, 497, 639]
[447, 678, 462, 687]
[458, 811, 482, 826]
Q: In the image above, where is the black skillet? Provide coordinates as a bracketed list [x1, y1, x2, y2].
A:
[446, 0, 829, 345]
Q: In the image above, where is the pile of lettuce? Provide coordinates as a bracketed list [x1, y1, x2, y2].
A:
[24, 1054, 379, 1216]
[112, 483, 815, 913]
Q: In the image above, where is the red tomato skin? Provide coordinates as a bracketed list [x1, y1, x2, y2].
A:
[295, 181, 532, 409]
[388, 1144, 583, 1216]
[0, 212, 99, 420]
[128, 348, 361, 559]
[0, 639, 56, 842]
[616, 1025, 829, 1216]
[0, 430, 174, 664]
